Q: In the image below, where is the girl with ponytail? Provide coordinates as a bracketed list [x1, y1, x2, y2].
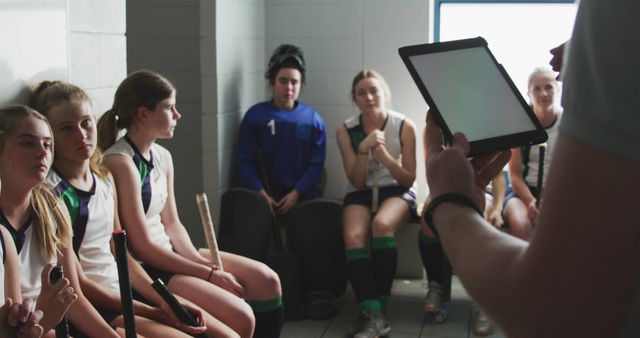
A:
[99, 69, 284, 338]
[33, 80, 223, 337]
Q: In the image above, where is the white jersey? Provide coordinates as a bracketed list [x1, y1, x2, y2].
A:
[103, 136, 173, 251]
[344, 110, 414, 192]
[46, 171, 120, 292]
[0, 213, 55, 300]
[523, 113, 561, 188]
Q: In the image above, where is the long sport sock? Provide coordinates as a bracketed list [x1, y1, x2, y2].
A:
[371, 236, 397, 308]
[346, 248, 382, 312]
[249, 297, 284, 338]
[418, 231, 445, 283]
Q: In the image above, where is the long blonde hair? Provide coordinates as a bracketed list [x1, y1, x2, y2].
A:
[31, 81, 109, 179]
[0, 105, 72, 261]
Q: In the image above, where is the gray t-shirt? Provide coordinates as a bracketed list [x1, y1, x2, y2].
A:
[561, 1, 640, 336]
[560, 0, 640, 164]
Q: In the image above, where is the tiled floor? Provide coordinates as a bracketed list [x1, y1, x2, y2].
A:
[281, 276, 507, 338]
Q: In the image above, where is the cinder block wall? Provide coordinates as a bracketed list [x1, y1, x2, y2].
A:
[0, 0, 125, 116]
[266, 0, 431, 201]
[127, 0, 267, 246]
[127, 0, 432, 246]
[127, 0, 205, 241]
[68, 0, 127, 116]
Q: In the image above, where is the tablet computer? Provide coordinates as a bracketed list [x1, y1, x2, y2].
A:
[399, 37, 548, 156]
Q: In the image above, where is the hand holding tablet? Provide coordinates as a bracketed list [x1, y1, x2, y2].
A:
[399, 37, 547, 156]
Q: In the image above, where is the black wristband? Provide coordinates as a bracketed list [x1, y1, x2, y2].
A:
[422, 193, 483, 239]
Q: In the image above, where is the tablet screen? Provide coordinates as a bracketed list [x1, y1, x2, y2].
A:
[408, 47, 536, 142]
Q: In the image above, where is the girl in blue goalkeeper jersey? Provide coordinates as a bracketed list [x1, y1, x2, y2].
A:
[237, 44, 326, 214]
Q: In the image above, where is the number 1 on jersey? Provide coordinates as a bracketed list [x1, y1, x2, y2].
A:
[268, 119, 276, 135]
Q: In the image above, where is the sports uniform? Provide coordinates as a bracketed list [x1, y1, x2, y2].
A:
[0, 212, 55, 301]
[237, 100, 326, 200]
[342, 109, 415, 331]
[46, 171, 120, 292]
[343, 110, 417, 210]
[103, 135, 173, 282]
[504, 114, 561, 204]
[235, 99, 347, 320]
[106, 134, 286, 335]
[46, 170, 123, 327]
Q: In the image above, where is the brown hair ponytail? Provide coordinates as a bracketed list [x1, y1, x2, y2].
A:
[98, 70, 176, 152]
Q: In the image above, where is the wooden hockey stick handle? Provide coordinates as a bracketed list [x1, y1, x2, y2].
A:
[196, 193, 223, 271]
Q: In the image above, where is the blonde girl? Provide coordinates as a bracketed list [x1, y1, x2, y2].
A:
[336, 69, 417, 338]
[503, 67, 562, 240]
[0, 221, 47, 338]
[31, 81, 234, 337]
[0, 105, 112, 337]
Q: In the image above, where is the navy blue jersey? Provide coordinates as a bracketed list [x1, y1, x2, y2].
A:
[237, 101, 326, 199]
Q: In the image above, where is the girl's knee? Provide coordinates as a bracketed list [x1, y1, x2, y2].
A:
[371, 218, 392, 236]
[232, 302, 256, 338]
[343, 230, 366, 249]
[261, 265, 282, 297]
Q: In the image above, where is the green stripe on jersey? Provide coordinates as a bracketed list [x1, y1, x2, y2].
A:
[138, 161, 149, 184]
[60, 187, 79, 224]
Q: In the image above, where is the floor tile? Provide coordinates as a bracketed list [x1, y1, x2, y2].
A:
[281, 276, 509, 338]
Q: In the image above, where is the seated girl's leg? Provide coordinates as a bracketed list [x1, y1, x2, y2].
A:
[418, 222, 447, 285]
[503, 198, 533, 240]
[111, 315, 192, 338]
[343, 205, 383, 313]
[206, 250, 283, 338]
[343, 205, 371, 250]
[419, 209, 453, 317]
[168, 275, 254, 338]
[371, 197, 410, 308]
[371, 197, 410, 237]
[113, 328, 142, 338]
[209, 251, 281, 300]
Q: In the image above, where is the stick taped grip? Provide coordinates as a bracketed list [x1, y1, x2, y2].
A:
[196, 193, 223, 271]
[372, 161, 380, 213]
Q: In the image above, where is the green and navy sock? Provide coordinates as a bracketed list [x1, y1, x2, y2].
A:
[249, 297, 284, 338]
[371, 236, 397, 303]
[346, 248, 380, 310]
[418, 231, 445, 283]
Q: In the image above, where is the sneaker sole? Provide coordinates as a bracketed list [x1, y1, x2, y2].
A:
[473, 329, 493, 337]
[353, 326, 391, 338]
[423, 305, 441, 313]
[379, 325, 391, 337]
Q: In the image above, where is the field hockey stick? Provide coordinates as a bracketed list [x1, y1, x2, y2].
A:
[113, 230, 136, 338]
[536, 143, 547, 209]
[196, 193, 223, 271]
[372, 158, 380, 213]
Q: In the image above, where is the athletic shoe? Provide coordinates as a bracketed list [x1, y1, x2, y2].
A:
[429, 302, 449, 324]
[346, 311, 367, 336]
[354, 311, 391, 338]
[423, 281, 443, 313]
[473, 307, 493, 336]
